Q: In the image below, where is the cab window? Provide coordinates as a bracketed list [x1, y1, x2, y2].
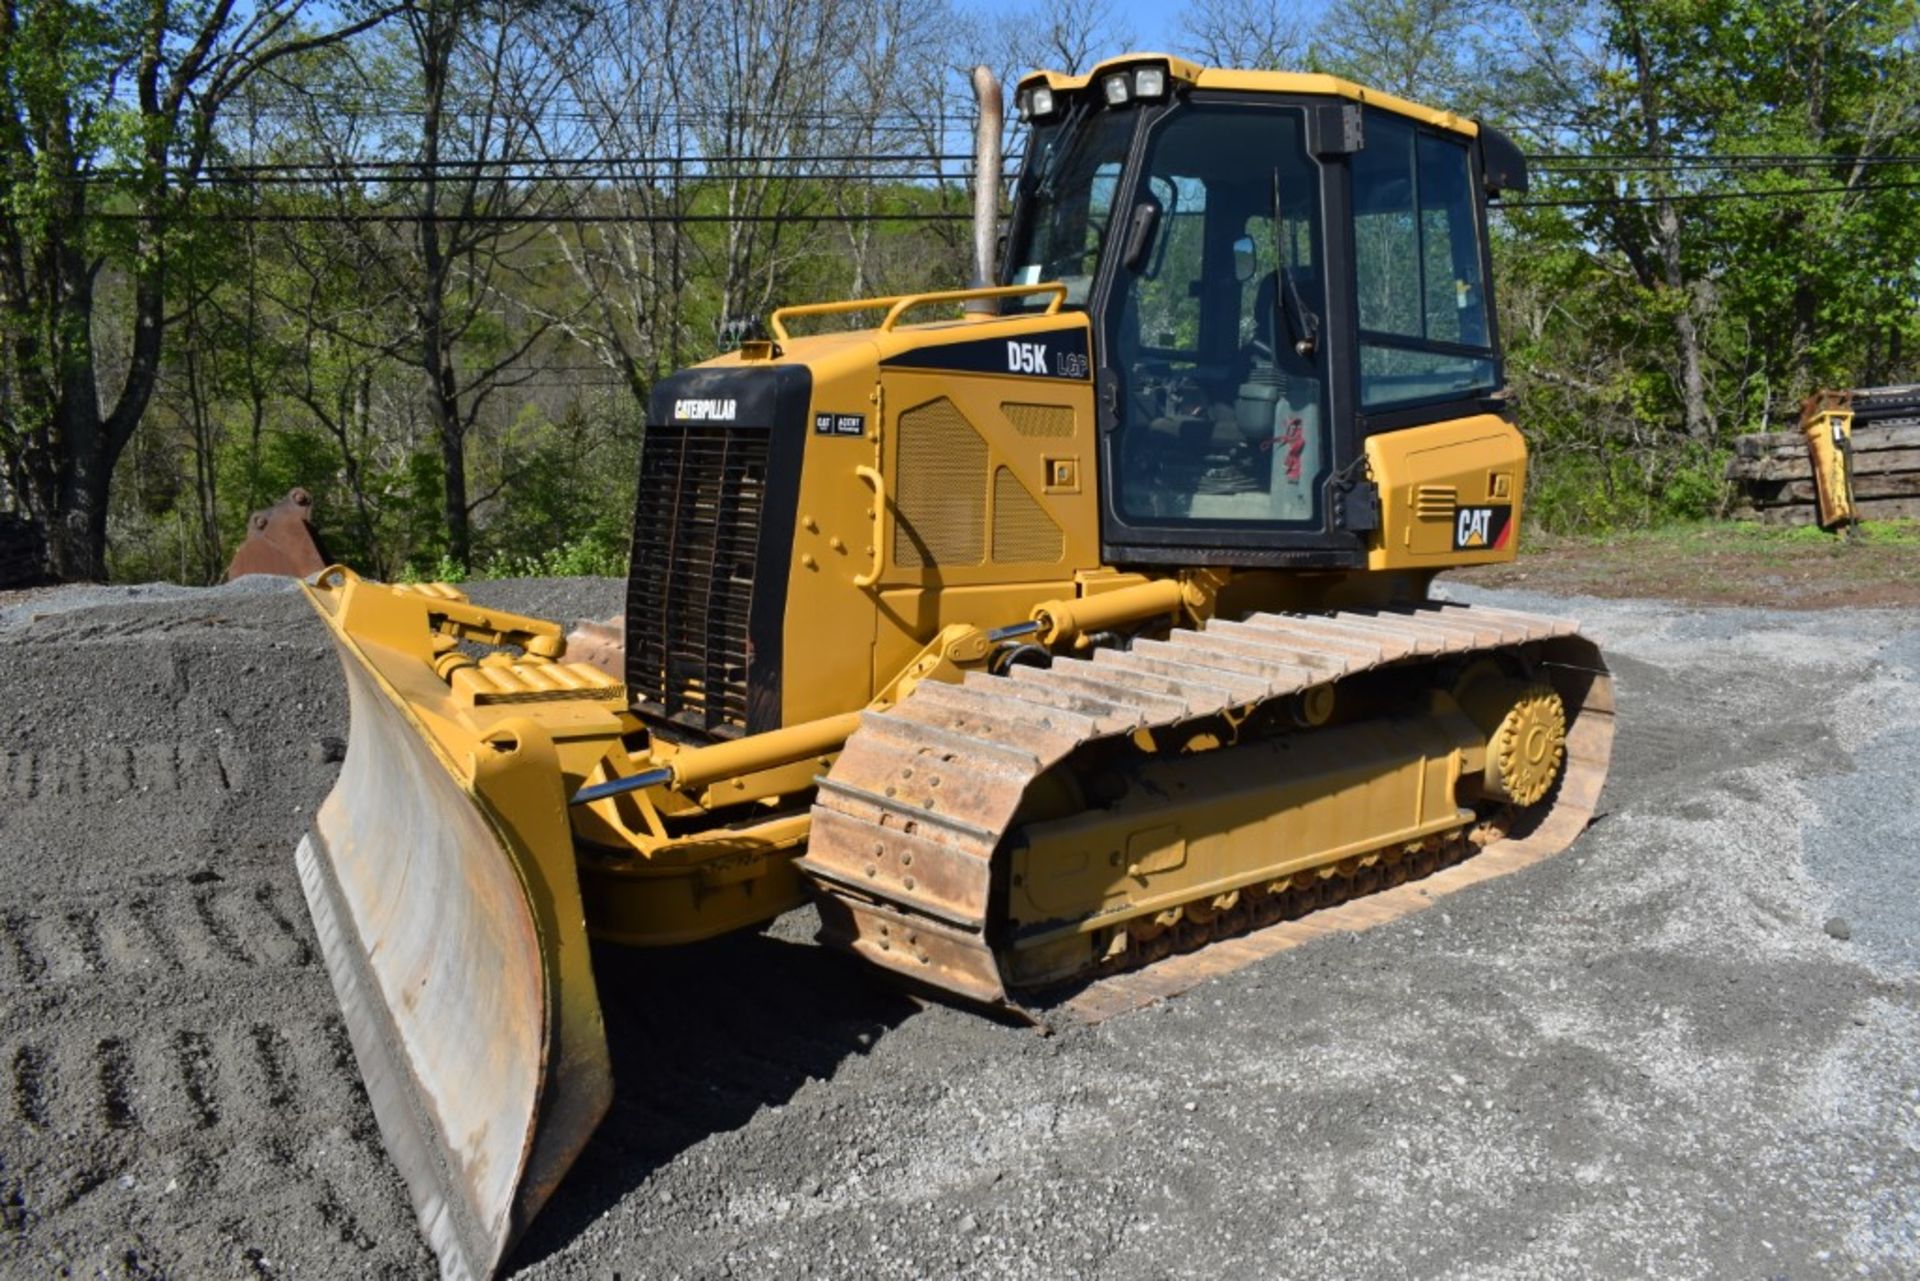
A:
[1351, 113, 1496, 409]
[1006, 111, 1137, 307]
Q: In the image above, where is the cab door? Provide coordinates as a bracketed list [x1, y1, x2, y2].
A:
[1093, 99, 1346, 564]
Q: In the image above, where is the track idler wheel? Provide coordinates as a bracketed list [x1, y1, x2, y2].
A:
[1459, 676, 1568, 808]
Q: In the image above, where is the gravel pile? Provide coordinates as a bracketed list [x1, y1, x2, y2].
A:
[1, 578, 1914, 1279]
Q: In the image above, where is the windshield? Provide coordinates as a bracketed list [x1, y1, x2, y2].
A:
[1004, 110, 1138, 307]
[1104, 103, 1329, 529]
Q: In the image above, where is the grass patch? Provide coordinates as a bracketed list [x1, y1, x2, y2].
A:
[1459, 518, 1920, 609]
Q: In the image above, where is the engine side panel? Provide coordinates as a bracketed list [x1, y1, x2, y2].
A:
[775, 313, 1109, 729]
[1363, 414, 1528, 570]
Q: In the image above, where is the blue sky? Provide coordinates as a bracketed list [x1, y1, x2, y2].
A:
[1096, 0, 1186, 54]
[981, 0, 1336, 66]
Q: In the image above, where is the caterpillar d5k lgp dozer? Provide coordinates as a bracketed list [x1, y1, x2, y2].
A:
[296, 56, 1614, 1279]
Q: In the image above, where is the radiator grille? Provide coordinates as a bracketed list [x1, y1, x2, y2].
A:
[893, 398, 987, 568]
[626, 423, 768, 737]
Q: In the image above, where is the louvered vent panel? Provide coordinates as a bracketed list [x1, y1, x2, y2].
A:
[1000, 402, 1075, 438]
[1414, 484, 1458, 520]
[625, 423, 767, 737]
[992, 466, 1064, 563]
[893, 398, 986, 568]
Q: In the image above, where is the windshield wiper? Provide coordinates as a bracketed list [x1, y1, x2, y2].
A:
[1037, 100, 1094, 201]
[1272, 167, 1321, 358]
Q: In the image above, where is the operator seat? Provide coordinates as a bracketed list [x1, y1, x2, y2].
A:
[1234, 271, 1324, 519]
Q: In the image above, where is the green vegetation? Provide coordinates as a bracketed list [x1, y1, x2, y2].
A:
[1459, 518, 1920, 610]
[1549, 518, 1920, 553]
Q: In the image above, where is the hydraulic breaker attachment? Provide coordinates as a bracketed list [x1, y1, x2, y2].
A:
[1800, 390, 1859, 533]
[297, 569, 614, 1281]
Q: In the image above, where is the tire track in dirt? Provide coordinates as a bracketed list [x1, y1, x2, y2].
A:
[0, 911, 46, 986]
[0, 881, 314, 993]
[2, 968, 425, 1275]
[0, 862, 423, 1273]
[94, 1037, 138, 1130]
[0, 585, 439, 1278]
[0, 741, 238, 803]
[10, 1043, 48, 1126]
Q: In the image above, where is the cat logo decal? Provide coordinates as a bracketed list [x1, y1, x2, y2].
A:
[1453, 505, 1513, 551]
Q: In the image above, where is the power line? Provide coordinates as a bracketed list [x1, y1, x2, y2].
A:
[218, 102, 974, 131]
[74, 144, 1907, 187]
[77, 155, 1909, 182]
[1534, 157, 1920, 180]
[1504, 178, 1920, 208]
[227, 94, 976, 123]
[87, 171, 1913, 217]
[176, 170, 982, 187]
[85, 210, 974, 224]
[198, 151, 982, 173]
[72, 155, 1004, 191]
[1535, 150, 1920, 165]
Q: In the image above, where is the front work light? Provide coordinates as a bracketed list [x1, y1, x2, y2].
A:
[1029, 85, 1056, 118]
[1133, 66, 1167, 99]
[1102, 73, 1131, 106]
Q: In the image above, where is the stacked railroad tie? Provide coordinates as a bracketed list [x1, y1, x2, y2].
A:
[1728, 385, 1920, 526]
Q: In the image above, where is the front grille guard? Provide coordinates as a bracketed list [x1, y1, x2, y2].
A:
[625, 422, 769, 739]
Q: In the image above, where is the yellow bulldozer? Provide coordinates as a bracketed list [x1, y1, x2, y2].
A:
[293, 55, 1615, 1279]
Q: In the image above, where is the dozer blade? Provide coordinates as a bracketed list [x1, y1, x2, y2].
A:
[298, 578, 612, 1280]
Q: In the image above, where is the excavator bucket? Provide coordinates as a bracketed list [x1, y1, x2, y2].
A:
[296, 570, 614, 1280]
[228, 488, 330, 580]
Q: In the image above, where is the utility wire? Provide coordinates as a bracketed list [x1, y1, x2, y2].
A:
[222, 95, 978, 121]
[194, 169, 986, 185]
[1535, 150, 1920, 164]
[1504, 178, 1920, 208]
[77, 155, 1015, 182]
[199, 151, 984, 173]
[65, 149, 1906, 187]
[88, 176, 1918, 220]
[85, 210, 974, 224]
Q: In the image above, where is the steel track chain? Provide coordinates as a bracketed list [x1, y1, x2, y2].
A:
[797, 601, 1612, 1013]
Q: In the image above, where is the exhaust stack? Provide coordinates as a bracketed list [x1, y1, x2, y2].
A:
[965, 64, 1003, 315]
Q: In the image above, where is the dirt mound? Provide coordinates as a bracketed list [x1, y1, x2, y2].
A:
[0, 579, 616, 1279]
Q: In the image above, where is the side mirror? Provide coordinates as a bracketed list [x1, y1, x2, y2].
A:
[1121, 201, 1161, 271]
[1231, 235, 1256, 283]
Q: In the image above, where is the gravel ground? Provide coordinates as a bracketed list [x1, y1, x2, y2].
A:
[0, 576, 1916, 1280]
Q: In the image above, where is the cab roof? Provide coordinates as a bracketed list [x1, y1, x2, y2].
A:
[1016, 53, 1479, 138]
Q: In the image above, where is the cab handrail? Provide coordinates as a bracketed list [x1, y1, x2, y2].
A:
[768, 283, 1067, 341]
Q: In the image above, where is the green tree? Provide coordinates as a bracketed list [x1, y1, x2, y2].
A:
[1488, 0, 1920, 523]
[0, 0, 398, 580]
[1314, 0, 1492, 105]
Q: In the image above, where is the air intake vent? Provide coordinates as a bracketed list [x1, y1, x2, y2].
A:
[1000, 402, 1075, 438]
[992, 467, 1063, 563]
[1414, 484, 1458, 520]
[894, 398, 986, 568]
[625, 423, 768, 738]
